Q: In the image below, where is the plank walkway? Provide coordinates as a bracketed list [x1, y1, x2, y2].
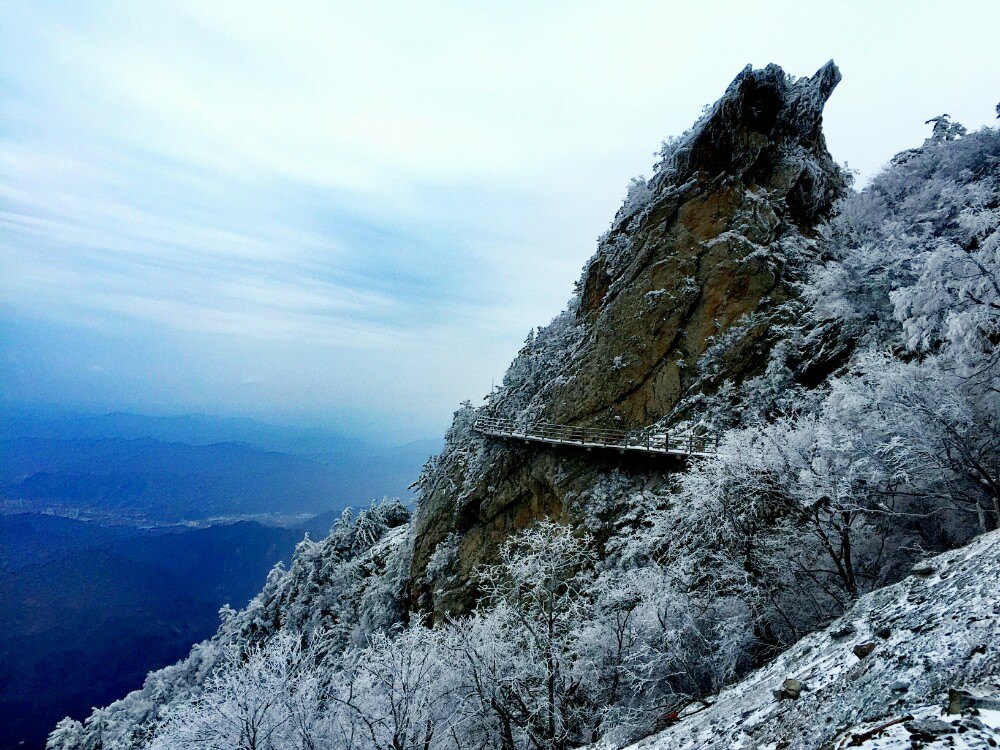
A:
[473, 416, 718, 458]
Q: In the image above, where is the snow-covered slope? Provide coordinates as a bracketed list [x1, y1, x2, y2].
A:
[625, 531, 1000, 750]
[45, 67, 999, 750]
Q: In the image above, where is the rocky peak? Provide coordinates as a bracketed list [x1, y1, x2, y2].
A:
[669, 61, 841, 221]
[674, 63, 839, 171]
[564, 61, 844, 428]
[581, 60, 842, 316]
[410, 62, 846, 619]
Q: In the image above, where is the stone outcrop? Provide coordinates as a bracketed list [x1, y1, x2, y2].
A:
[555, 61, 842, 428]
[410, 62, 846, 620]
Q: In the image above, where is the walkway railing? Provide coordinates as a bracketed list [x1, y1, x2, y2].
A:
[473, 416, 718, 458]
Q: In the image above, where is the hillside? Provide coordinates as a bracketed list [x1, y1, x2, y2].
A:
[46, 63, 999, 750]
[626, 530, 1000, 750]
[0, 515, 305, 750]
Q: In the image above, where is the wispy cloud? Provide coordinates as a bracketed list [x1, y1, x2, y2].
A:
[2, 0, 997, 440]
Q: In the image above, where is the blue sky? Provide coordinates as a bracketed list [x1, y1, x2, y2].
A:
[1, 0, 997, 442]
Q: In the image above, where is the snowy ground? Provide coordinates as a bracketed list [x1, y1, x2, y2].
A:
[834, 704, 1000, 750]
[622, 531, 1000, 750]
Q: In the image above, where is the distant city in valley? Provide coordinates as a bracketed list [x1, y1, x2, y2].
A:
[0, 408, 440, 750]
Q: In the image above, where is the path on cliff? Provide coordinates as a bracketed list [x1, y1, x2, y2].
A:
[473, 416, 718, 457]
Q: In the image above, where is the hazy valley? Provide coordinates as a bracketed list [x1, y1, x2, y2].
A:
[0, 411, 439, 750]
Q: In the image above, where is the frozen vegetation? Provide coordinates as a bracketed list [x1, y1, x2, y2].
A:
[624, 529, 1000, 750]
[47, 69, 999, 750]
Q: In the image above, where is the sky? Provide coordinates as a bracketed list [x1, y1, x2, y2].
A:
[1, 1, 997, 443]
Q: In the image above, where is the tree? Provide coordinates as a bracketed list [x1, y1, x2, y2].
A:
[832, 352, 999, 533]
[576, 565, 751, 743]
[669, 405, 912, 643]
[328, 626, 457, 750]
[151, 635, 320, 750]
[924, 115, 967, 142]
[479, 521, 595, 750]
[46, 719, 84, 750]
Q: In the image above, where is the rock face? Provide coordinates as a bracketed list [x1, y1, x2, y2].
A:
[410, 62, 845, 619]
[558, 61, 842, 428]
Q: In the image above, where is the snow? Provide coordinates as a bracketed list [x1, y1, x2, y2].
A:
[840, 704, 1000, 750]
[622, 531, 1000, 750]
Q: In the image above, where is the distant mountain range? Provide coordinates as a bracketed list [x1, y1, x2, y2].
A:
[1, 408, 370, 455]
[0, 410, 441, 523]
[0, 409, 441, 750]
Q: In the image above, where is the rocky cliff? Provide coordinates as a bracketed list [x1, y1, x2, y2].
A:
[410, 62, 847, 619]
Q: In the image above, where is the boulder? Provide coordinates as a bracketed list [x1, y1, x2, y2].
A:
[912, 562, 937, 578]
[904, 718, 954, 741]
[777, 678, 804, 700]
[949, 687, 1000, 714]
[830, 622, 856, 640]
[853, 642, 877, 659]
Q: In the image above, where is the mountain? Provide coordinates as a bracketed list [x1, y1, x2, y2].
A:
[46, 64, 999, 750]
[0, 409, 367, 456]
[0, 514, 304, 750]
[411, 61, 847, 617]
[0, 434, 439, 523]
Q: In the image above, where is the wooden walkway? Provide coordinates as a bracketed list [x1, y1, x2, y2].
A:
[473, 416, 718, 458]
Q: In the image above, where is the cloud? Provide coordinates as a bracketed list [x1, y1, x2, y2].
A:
[2, 0, 998, 440]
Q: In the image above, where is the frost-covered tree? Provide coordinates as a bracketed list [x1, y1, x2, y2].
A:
[488, 311, 584, 424]
[803, 121, 999, 527]
[806, 122, 1000, 367]
[576, 565, 751, 743]
[649, 344, 994, 649]
[440, 609, 531, 750]
[328, 626, 457, 750]
[47, 720, 85, 750]
[150, 635, 320, 750]
[925, 114, 967, 142]
[471, 521, 596, 750]
[834, 352, 999, 532]
[892, 180, 1000, 381]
